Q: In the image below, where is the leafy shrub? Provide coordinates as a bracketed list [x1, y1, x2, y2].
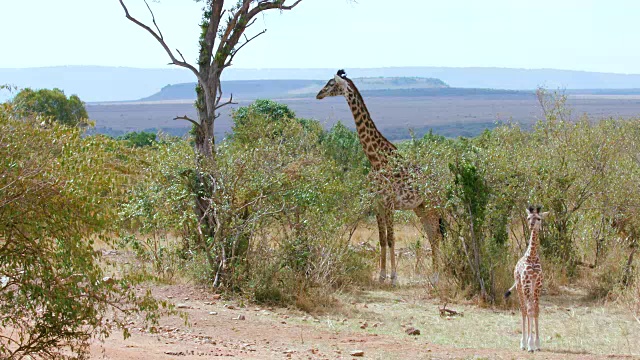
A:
[149, 104, 373, 307]
[321, 121, 369, 175]
[117, 135, 196, 280]
[0, 110, 167, 359]
[10, 87, 89, 127]
[117, 131, 158, 147]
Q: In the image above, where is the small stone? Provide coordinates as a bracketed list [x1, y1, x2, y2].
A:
[350, 350, 364, 357]
[102, 276, 115, 284]
[405, 327, 420, 335]
[225, 304, 236, 310]
[208, 311, 218, 315]
[233, 315, 246, 320]
[183, 297, 189, 301]
[360, 322, 368, 329]
[176, 304, 191, 309]
[212, 294, 221, 300]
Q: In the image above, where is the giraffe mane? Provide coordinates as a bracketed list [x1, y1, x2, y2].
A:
[341, 75, 397, 151]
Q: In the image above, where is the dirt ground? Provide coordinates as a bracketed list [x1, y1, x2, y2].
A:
[90, 282, 640, 360]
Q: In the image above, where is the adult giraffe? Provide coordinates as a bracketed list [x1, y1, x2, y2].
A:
[316, 70, 442, 285]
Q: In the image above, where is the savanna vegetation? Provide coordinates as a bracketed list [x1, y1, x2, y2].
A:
[0, 89, 173, 359]
[2, 0, 639, 355]
[2, 81, 640, 357]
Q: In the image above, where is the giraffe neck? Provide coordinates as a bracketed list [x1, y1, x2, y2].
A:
[343, 79, 396, 169]
[525, 228, 539, 262]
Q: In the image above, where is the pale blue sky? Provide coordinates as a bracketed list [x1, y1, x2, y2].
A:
[2, 0, 640, 73]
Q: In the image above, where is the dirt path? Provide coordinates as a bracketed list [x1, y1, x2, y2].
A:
[91, 284, 638, 360]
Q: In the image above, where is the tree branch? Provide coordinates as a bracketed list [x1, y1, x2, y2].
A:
[247, 0, 304, 19]
[118, 0, 199, 78]
[173, 115, 200, 128]
[215, 94, 237, 110]
[176, 49, 188, 64]
[143, 0, 163, 40]
[199, 1, 225, 69]
[224, 29, 267, 68]
[212, 0, 304, 76]
[118, 0, 213, 118]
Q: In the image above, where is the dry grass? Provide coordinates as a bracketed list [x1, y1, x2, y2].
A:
[295, 285, 640, 357]
[93, 219, 640, 358]
[330, 219, 640, 356]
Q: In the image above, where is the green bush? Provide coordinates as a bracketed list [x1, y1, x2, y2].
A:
[321, 121, 369, 175]
[117, 131, 158, 147]
[11, 87, 89, 127]
[117, 136, 196, 279]
[141, 105, 372, 306]
[0, 109, 167, 359]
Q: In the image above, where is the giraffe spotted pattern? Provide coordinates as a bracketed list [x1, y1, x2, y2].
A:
[316, 70, 442, 285]
[505, 205, 548, 352]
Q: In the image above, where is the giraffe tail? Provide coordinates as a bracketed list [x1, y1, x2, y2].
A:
[504, 282, 517, 299]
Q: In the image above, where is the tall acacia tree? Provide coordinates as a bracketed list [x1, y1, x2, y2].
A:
[117, 0, 305, 284]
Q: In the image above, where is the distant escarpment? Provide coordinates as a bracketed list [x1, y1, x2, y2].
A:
[139, 77, 450, 101]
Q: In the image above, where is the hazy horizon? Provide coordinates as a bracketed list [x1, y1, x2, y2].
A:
[4, 64, 640, 76]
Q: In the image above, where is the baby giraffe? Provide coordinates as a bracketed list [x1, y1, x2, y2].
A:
[505, 205, 548, 352]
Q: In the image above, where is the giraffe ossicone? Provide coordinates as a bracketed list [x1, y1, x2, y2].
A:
[505, 205, 548, 352]
[316, 70, 442, 285]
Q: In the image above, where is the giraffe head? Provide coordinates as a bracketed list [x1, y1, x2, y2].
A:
[316, 69, 350, 99]
[526, 205, 549, 231]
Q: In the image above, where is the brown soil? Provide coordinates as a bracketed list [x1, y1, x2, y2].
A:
[91, 284, 636, 360]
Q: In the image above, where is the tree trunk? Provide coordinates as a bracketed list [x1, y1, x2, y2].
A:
[118, 0, 308, 287]
[622, 246, 636, 287]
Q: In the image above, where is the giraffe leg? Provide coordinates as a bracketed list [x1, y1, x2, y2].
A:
[520, 313, 527, 351]
[526, 292, 537, 352]
[376, 212, 387, 282]
[414, 204, 441, 272]
[527, 312, 535, 352]
[534, 313, 540, 351]
[517, 283, 527, 350]
[386, 207, 397, 285]
[533, 280, 542, 351]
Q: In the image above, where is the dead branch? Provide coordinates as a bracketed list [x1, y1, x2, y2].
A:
[118, 0, 211, 114]
[143, 0, 163, 40]
[173, 115, 200, 128]
[215, 94, 237, 110]
[439, 303, 463, 317]
[225, 29, 267, 68]
[248, 0, 304, 18]
[212, 0, 303, 79]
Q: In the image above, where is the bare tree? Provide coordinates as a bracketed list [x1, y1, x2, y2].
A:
[117, 0, 305, 285]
